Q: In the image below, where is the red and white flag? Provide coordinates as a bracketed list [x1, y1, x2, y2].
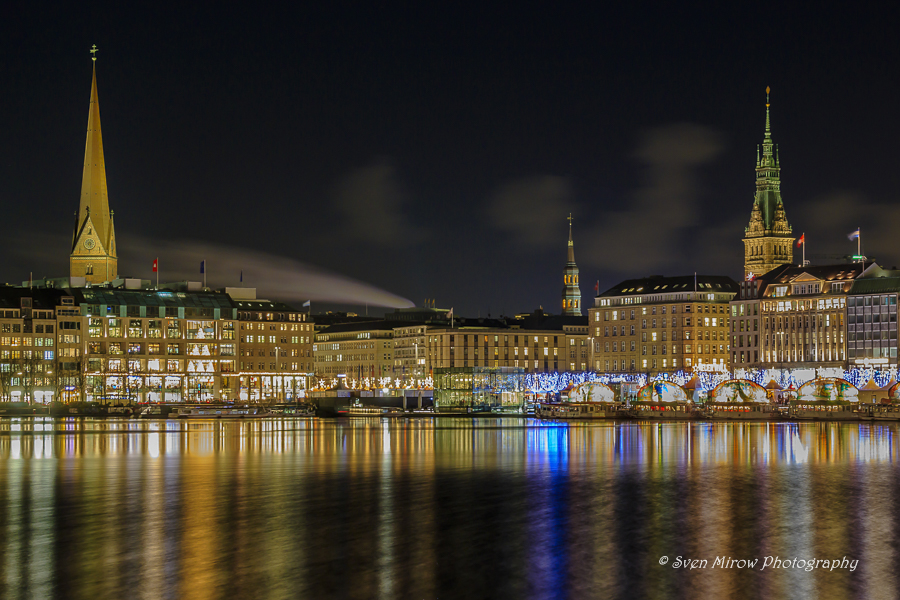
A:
[152, 258, 158, 272]
[796, 233, 805, 248]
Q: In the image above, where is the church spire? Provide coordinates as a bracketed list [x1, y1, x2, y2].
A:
[742, 86, 793, 280]
[562, 214, 581, 316]
[70, 45, 118, 283]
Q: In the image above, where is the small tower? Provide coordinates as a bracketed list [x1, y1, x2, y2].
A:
[743, 87, 793, 279]
[562, 214, 582, 316]
[70, 45, 118, 284]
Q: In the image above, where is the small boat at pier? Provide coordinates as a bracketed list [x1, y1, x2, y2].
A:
[535, 401, 622, 420]
[168, 406, 274, 419]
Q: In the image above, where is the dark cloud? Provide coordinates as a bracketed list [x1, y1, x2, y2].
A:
[486, 176, 576, 247]
[333, 160, 424, 246]
[582, 123, 725, 274]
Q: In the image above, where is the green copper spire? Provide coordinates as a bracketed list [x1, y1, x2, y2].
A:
[743, 86, 794, 280]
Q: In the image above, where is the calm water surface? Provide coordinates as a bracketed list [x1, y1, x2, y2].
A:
[1, 417, 899, 599]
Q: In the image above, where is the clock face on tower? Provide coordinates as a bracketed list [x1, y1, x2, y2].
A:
[83, 238, 95, 250]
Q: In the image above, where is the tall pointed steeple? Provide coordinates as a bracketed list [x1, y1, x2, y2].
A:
[70, 45, 118, 283]
[742, 86, 793, 280]
[562, 214, 582, 316]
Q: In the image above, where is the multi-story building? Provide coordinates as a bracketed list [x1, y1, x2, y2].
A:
[0, 284, 311, 404]
[729, 265, 793, 368]
[756, 263, 878, 369]
[313, 320, 403, 381]
[233, 288, 314, 400]
[590, 275, 738, 375]
[743, 87, 794, 280]
[415, 310, 589, 374]
[845, 272, 899, 368]
[0, 288, 67, 404]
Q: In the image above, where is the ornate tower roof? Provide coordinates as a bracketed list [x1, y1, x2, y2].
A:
[71, 45, 118, 283]
[75, 54, 113, 250]
[562, 214, 582, 316]
[751, 86, 788, 233]
[743, 87, 793, 280]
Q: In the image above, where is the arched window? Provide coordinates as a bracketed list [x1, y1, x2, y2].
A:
[86, 264, 94, 275]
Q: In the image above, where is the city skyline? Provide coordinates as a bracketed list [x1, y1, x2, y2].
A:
[2, 5, 898, 316]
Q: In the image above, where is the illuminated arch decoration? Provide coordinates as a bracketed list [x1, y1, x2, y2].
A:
[888, 382, 900, 401]
[797, 378, 859, 403]
[568, 381, 616, 403]
[637, 381, 688, 403]
[710, 379, 768, 403]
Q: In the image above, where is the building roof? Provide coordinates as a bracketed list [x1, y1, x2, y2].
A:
[849, 276, 900, 295]
[600, 275, 739, 298]
[0, 287, 70, 309]
[73, 288, 235, 309]
[317, 320, 419, 335]
[764, 262, 872, 285]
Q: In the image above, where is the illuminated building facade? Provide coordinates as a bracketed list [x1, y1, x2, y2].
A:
[313, 321, 401, 380]
[589, 275, 738, 375]
[70, 55, 118, 284]
[756, 263, 877, 369]
[743, 88, 794, 280]
[0, 286, 311, 403]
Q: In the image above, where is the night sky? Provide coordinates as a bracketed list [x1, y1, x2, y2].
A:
[3, 4, 898, 315]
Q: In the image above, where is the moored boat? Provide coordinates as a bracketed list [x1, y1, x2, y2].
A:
[789, 401, 861, 421]
[168, 406, 275, 419]
[627, 401, 697, 419]
[703, 402, 782, 420]
[535, 401, 622, 420]
[49, 402, 136, 418]
[858, 402, 900, 421]
[0, 402, 40, 417]
[342, 404, 407, 418]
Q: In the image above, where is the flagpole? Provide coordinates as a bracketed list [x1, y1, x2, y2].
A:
[802, 235, 805, 266]
[858, 227, 861, 260]
[203, 260, 207, 289]
[156, 257, 159, 289]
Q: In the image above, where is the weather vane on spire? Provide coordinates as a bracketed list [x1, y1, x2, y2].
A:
[568, 212, 573, 226]
[766, 86, 770, 108]
[90, 44, 99, 61]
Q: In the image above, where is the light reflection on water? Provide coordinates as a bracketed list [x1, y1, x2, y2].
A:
[0, 418, 898, 599]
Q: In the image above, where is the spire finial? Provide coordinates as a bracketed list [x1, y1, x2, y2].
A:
[766, 85, 770, 108]
[567, 213, 573, 245]
[90, 44, 98, 61]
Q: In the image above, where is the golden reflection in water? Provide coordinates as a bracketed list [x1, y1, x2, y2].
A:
[0, 418, 898, 599]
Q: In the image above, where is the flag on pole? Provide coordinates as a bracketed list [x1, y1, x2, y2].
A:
[848, 229, 860, 240]
[200, 260, 206, 274]
[796, 233, 805, 248]
[152, 258, 158, 272]
[240, 270, 243, 283]
[447, 307, 453, 319]
[594, 280, 599, 294]
[302, 300, 311, 308]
